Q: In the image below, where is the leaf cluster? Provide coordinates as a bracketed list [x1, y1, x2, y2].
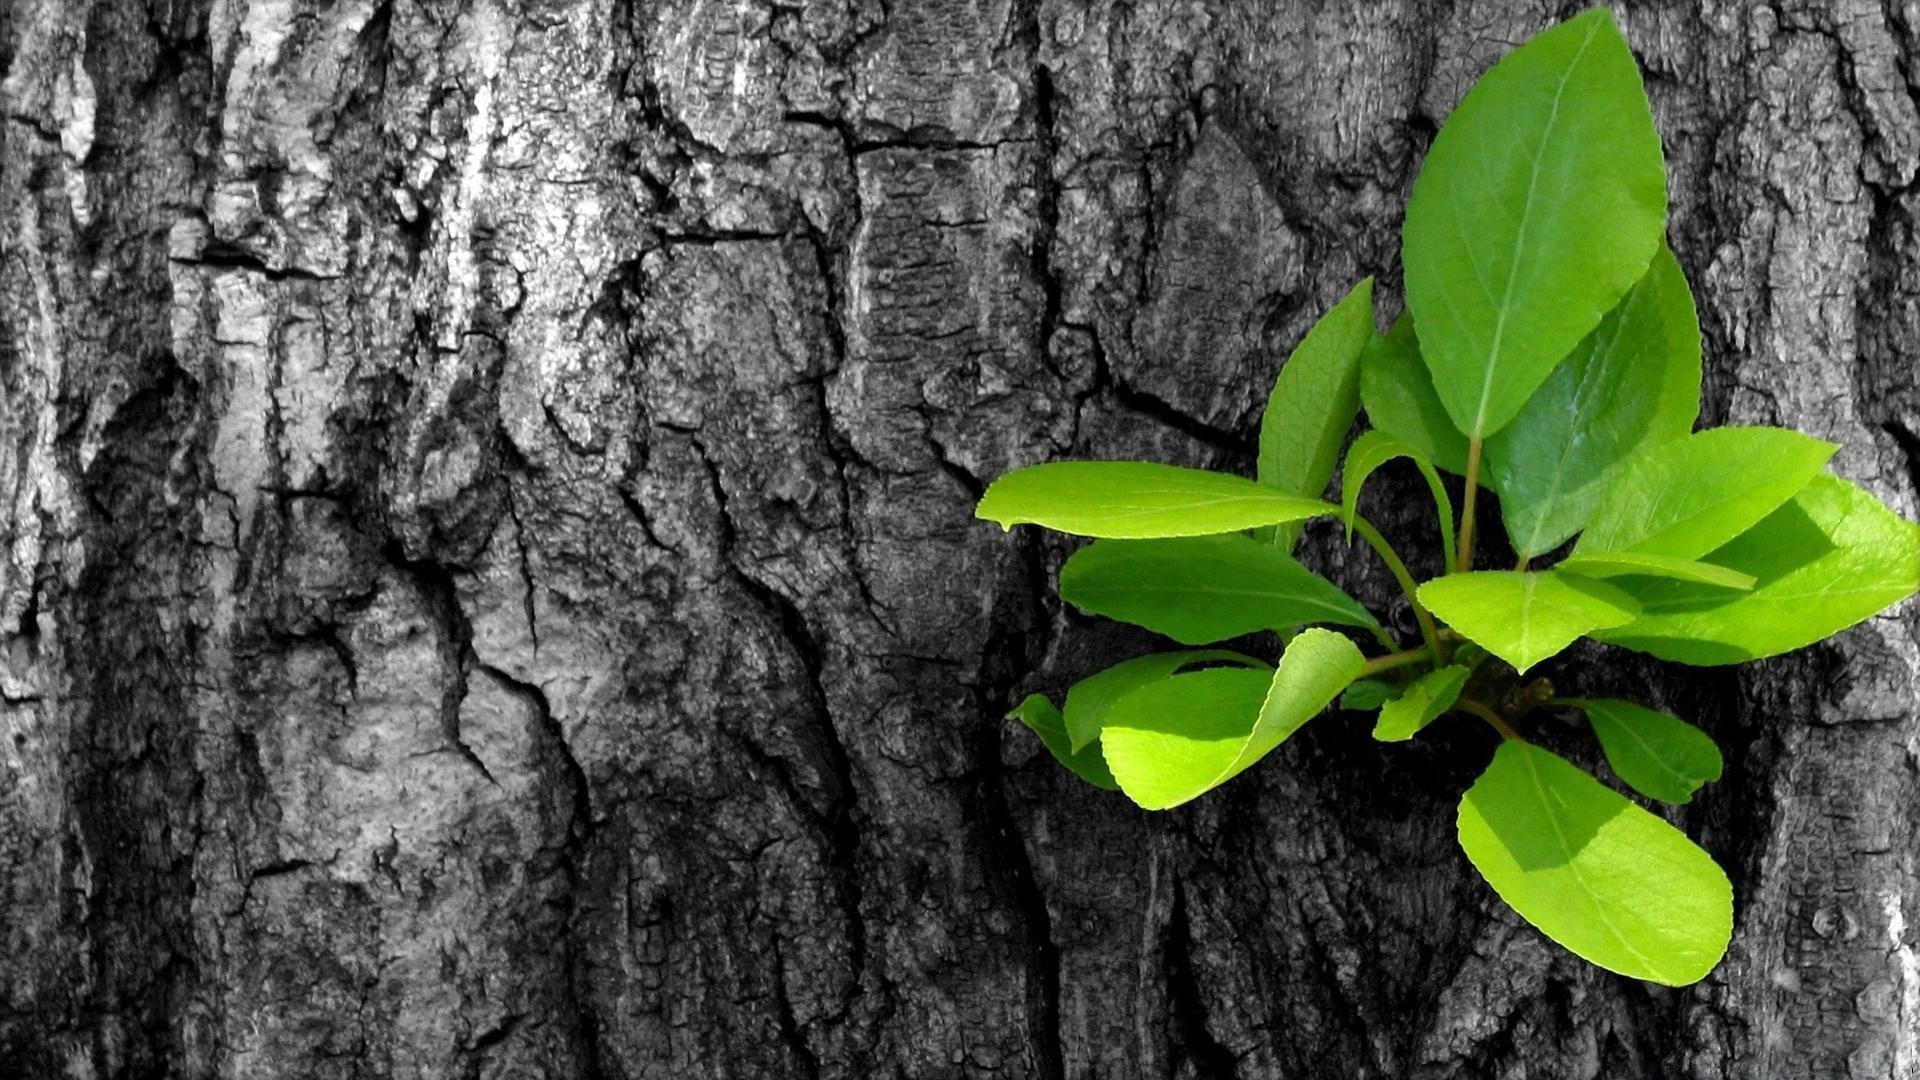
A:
[977, 9, 1920, 986]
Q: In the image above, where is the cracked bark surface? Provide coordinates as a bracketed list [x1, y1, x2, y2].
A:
[2, 1, 1919, 1077]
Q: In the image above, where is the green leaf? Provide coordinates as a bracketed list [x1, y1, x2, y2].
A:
[1484, 246, 1703, 556]
[1373, 665, 1470, 742]
[1594, 473, 1920, 664]
[977, 462, 1335, 539]
[1456, 740, 1732, 986]
[1403, 8, 1668, 439]
[1061, 536, 1384, 646]
[1564, 698, 1722, 805]
[1340, 679, 1397, 711]
[1555, 552, 1755, 591]
[1359, 313, 1471, 473]
[1340, 430, 1459, 571]
[1573, 427, 1836, 560]
[1061, 650, 1265, 752]
[1103, 629, 1367, 809]
[1418, 571, 1639, 673]
[1259, 278, 1374, 549]
[1009, 695, 1119, 790]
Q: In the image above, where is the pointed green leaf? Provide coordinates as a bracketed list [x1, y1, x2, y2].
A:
[1009, 695, 1118, 790]
[1340, 679, 1397, 711]
[1565, 698, 1722, 805]
[1061, 650, 1265, 752]
[1373, 665, 1470, 742]
[1359, 313, 1471, 473]
[1103, 629, 1366, 810]
[1418, 571, 1639, 673]
[1341, 429, 1458, 571]
[1259, 278, 1373, 549]
[1060, 535, 1383, 646]
[1595, 473, 1920, 664]
[1556, 552, 1755, 591]
[1457, 741, 1732, 986]
[1403, 8, 1667, 439]
[977, 462, 1335, 539]
[1485, 246, 1703, 556]
[1573, 427, 1836, 560]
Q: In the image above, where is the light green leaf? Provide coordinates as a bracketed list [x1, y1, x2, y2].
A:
[977, 462, 1335, 539]
[1359, 313, 1471, 473]
[1009, 695, 1118, 790]
[1341, 430, 1459, 571]
[1564, 698, 1722, 805]
[1061, 536, 1384, 647]
[1403, 8, 1668, 439]
[1260, 278, 1374, 549]
[1341, 679, 1397, 711]
[1556, 552, 1755, 591]
[1457, 740, 1732, 986]
[1103, 629, 1367, 810]
[1485, 246, 1703, 556]
[1595, 473, 1920, 664]
[1062, 650, 1265, 752]
[1418, 571, 1639, 673]
[1573, 427, 1836, 560]
[1373, 665, 1470, 742]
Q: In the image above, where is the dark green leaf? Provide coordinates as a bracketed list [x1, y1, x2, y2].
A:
[1565, 698, 1722, 804]
[1061, 650, 1265, 752]
[1573, 427, 1836, 560]
[1341, 679, 1397, 711]
[1359, 313, 1471, 473]
[1403, 8, 1668, 438]
[1260, 278, 1374, 549]
[1061, 535, 1384, 646]
[977, 462, 1335, 539]
[1009, 695, 1118, 790]
[1485, 246, 1702, 556]
[1457, 740, 1732, 985]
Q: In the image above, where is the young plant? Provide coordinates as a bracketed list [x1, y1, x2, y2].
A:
[977, 7, 1920, 987]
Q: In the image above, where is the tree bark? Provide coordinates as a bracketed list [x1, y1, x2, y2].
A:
[3, 0, 1918, 1077]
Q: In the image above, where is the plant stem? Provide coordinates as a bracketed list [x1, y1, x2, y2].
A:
[1351, 514, 1443, 661]
[1515, 553, 1531, 572]
[1456, 435, 1484, 574]
[1456, 697, 1520, 741]
[1360, 648, 1431, 677]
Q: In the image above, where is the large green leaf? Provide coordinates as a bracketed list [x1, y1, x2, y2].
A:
[1456, 740, 1732, 986]
[1062, 650, 1265, 752]
[1403, 8, 1667, 439]
[1103, 629, 1366, 809]
[1340, 430, 1458, 571]
[1359, 313, 1471, 473]
[1373, 665, 1470, 742]
[1484, 246, 1702, 556]
[1061, 536, 1383, 646]
[1564, 698, 1722, 805]
[1260, 277, 1374, 549]
[977, 462, 1334, 539]
[1573, 428, 1836, 560]
[1555, 552, 1755, 591]
[1594, 473, 1920, 664]
[1418, 571, 1639, 673]
[1009, 695, 1118, 790]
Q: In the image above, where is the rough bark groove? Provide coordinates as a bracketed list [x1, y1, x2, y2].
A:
[2, 1, 1918, 1077]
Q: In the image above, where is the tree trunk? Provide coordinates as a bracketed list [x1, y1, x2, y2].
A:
[3, 0, 1917, 1076]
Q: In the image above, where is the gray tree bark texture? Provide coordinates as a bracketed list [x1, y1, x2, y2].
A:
[3, 0, 1919, 1077]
